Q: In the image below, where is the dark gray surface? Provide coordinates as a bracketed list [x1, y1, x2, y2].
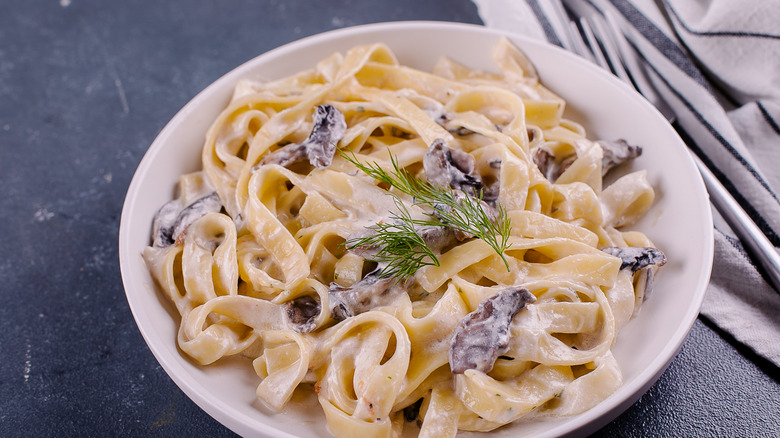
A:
[1, 0, 778, 437]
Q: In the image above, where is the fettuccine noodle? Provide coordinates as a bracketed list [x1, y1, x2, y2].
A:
[143, 38, 665, 437]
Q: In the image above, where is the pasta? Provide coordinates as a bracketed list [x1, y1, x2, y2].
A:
[142, 38, 666, 437]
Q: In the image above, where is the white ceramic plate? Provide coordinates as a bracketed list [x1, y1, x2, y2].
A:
[119, 21, 713, 438]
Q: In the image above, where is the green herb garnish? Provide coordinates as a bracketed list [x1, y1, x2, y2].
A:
[341, 150, 511, 277]
[345, 196, 441, 280]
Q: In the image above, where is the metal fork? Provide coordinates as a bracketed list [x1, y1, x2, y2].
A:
[551, 1, 780, 292]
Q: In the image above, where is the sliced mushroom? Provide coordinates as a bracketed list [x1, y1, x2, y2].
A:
[602, 246, 667, 273]
[306, 104, 347, 167]
[259, 104, 346, 169]
[532, 146, 576, 182]
[449, 287, 536, 374]
[532, 147, 555, 181]
[171, 193, 223, 243]
[479, 158, 502, 206]
[258, 142, 308, 168]
[599, 139, 642, 176]
[285, 295, 321, 333]
[328, 268, 405, 321]
[604, 246, 666, 304]
[633, 266, 656, 305]
[423, 139, 483, 197]
[416, 225, 458, 254]
[151, 192, 223, 248]
[151, 200, 180, 248]
[533, 138, 641, 182]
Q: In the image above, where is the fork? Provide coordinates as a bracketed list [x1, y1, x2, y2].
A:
[549, 0, 780, 293]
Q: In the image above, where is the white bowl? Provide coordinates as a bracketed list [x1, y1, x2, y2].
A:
[119, 21, 713, 438]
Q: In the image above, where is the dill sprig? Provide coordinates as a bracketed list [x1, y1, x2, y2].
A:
[341, 150, 512, 275]
[346, 197, 440, 280]
[430, 190, 512, 271]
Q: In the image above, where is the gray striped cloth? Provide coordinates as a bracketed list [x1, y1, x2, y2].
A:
[472, 0, 780, 367]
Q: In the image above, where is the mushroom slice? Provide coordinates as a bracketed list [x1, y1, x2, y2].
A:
[603, 246, 667, 304]
[599, 139, 642, 176]
[533, 138, 640, 182]
[260, 104, 346, 169]
[532, 147, 556, 181]
[304, 104, 347, 167]
[285, 295, 321, 333]
[151, 200, 181, 248]
[602, 246, 667, 273]
[449, 287, 536, 374]
[532, 146, 576, 182]
[423, 139, 483, 196]
[328, 268, 405, 321]
[633, 266, 657, 305]
[170, 193, 223, 244]
[416, 225, 458, 254]
[258, 142, 308, 168]
[152, 192, 223, 247]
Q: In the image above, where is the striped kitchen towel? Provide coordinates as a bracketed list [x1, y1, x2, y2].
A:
[471, 0, 780, 367]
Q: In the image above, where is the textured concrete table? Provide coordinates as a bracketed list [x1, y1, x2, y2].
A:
[1, 0, 778, 436]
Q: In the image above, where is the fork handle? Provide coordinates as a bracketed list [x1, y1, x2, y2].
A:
[691, 151, 780, 293]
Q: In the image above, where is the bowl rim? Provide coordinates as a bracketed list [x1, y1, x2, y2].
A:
[119, 20, 714, 438]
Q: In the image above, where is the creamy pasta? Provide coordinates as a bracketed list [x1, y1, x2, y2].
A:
[142, 38, 666, 437]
